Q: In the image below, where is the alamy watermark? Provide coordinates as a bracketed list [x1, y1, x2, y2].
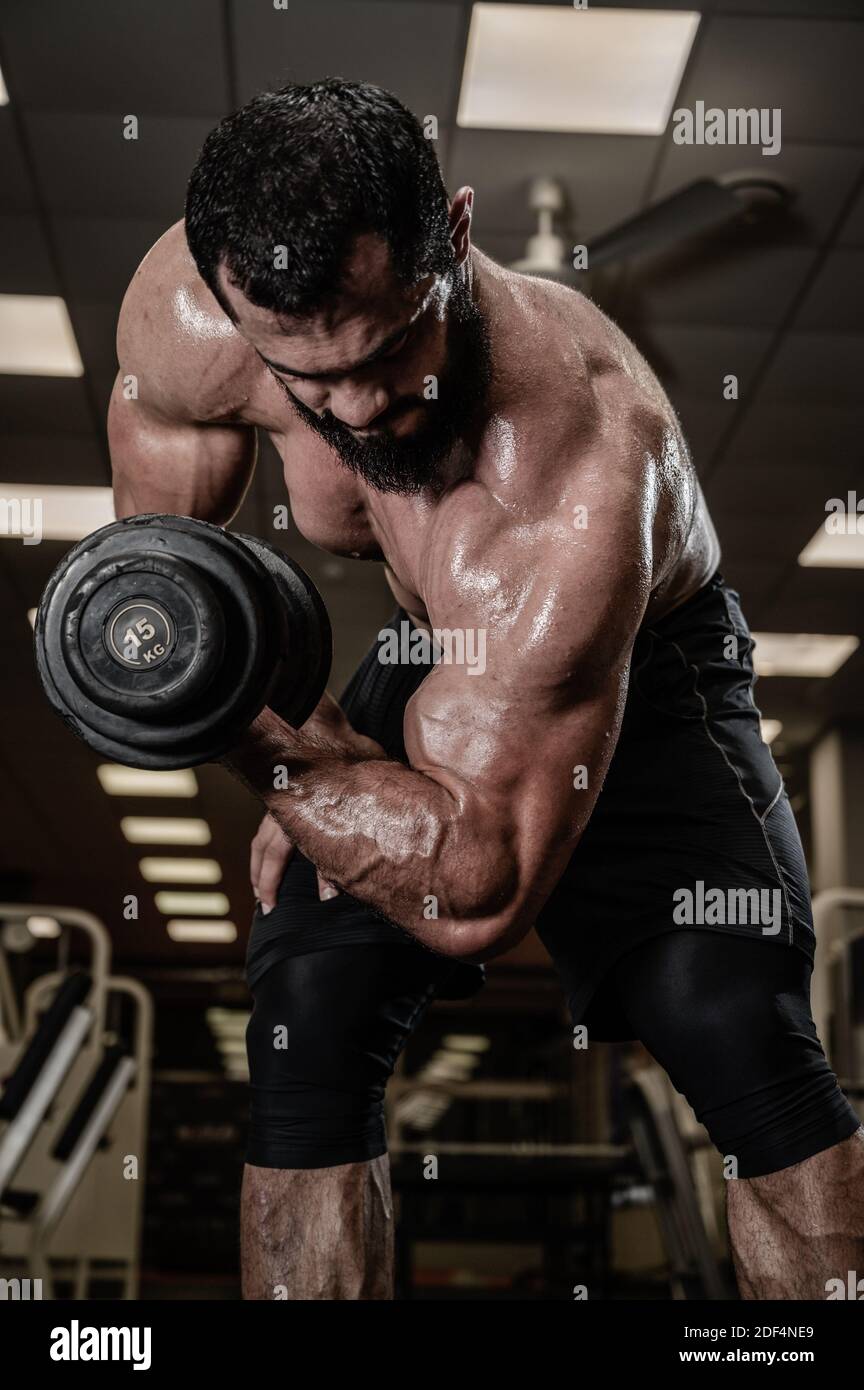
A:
[672, 101, 781, 157]
[377, 620, 487, 676]
[0, 496, 42, 544]
[0, 1277, 42, 1299]
[673, 881, 781, 935]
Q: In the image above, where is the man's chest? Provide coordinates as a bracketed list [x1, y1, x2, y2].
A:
[269, 428, 432, 615]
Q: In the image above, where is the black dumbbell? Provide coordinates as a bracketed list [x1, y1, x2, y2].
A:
[34, 514, 331, 770]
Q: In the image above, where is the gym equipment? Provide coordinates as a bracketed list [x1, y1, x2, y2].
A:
[35, 514, 332, 770]
[0, 972, 93, 1195]
[623, 1065, 732, 1300]
[0, 905, 152, 1299]
[813, 888, 864, 1085]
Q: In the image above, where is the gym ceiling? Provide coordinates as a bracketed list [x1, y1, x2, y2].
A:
[0, 0, 861, 964]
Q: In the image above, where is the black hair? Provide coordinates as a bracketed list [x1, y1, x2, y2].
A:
[185, 78, 454, 320]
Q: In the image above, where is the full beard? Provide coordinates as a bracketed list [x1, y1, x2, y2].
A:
[282, 274, 492, 496]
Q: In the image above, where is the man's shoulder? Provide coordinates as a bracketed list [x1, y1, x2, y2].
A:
[493, 265, 675, 454]
[116, 220, 251, 421]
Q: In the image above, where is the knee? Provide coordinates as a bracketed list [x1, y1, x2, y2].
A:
[731, 1125, 864, 1228]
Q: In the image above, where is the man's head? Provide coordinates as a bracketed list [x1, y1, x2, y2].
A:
[185, 79, 491, 494]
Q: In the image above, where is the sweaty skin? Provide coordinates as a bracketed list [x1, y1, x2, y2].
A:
[111, 215, 719, 964]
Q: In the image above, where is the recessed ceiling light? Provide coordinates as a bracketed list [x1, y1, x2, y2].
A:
[760, 719, 782, 746]
[97, 765, 198, 797]
[121, 817, 211, 845]
[458, 4, 700, 135]
[212, 1038, 248, 1055]
[442, 1034, 492, 1053]
[139, 857, 222, 884]
[798, 519, 864, 569]
[0, 295, 83, 376]
[27, 915, 61, 938]
[155, 891, 230, 916]
[425, 1050, 480, 1080]
[752, 633, 859, 678]
[167, 920, 237, 943]
[0, 484, 113, 542]
[206, 1008, 250, 1036]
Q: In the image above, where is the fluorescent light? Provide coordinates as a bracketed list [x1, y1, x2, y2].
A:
[121, 817, 211, 845]
[442, 1034, 492, 1053]
[139, 857, 222, 884]
[155, 891, 230, 916]
[98, 765, 198, 797]
[458, 4, 700, 135]
[752, 633, 859, 678]
[167, 920, 237, 943]
[0, 295, 83, 376]
[425, 1050, 480, 1081]
[0, 484, 113, 542]
[760, 719, 782, 746]
[798, 520, 864, 569]
[27, 915, 61, 938]
[206, 1008, 249, 1036]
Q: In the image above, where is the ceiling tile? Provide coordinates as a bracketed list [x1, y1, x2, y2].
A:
[624, 322, 773, 468]
[0, 215, 58, 294]
[637, 323, 772, 396]
[0, 0, 230, 115]
[758, 329, 864, 404]
[23, 113, 215, 217]
[620, 241, 816, 327]
[712, 402, 860, 492]
[233, 0, 467, 120]
[794, 249, 864, 331]
[674, 15, 864, 143]
[0, 110, 37, 212]
[712, 0, 863, 15]
[52, 217, 168, 301]
[837, 180, 864, 247]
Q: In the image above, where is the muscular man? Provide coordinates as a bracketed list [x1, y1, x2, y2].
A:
[110, 79, 863, 1299]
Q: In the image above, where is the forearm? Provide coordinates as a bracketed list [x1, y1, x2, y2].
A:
[224, 707, 518, 959]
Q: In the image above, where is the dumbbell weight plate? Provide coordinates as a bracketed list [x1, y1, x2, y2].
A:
[62, 550, 226, 715]
[235, 532, 332, 730]
[35, 515, 330, 769]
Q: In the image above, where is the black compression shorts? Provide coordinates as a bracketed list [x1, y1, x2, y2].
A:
[244, 573, 860, 1175]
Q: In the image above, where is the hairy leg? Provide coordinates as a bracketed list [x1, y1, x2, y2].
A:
[727, 1127, 864, 1299]
[241, 1155, 394, 1300]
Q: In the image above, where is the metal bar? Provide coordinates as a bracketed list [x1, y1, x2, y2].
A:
[812, 889, 864, 1072]
[0, 1006, 93, 1193]
[34, 1057, 137, 1237]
